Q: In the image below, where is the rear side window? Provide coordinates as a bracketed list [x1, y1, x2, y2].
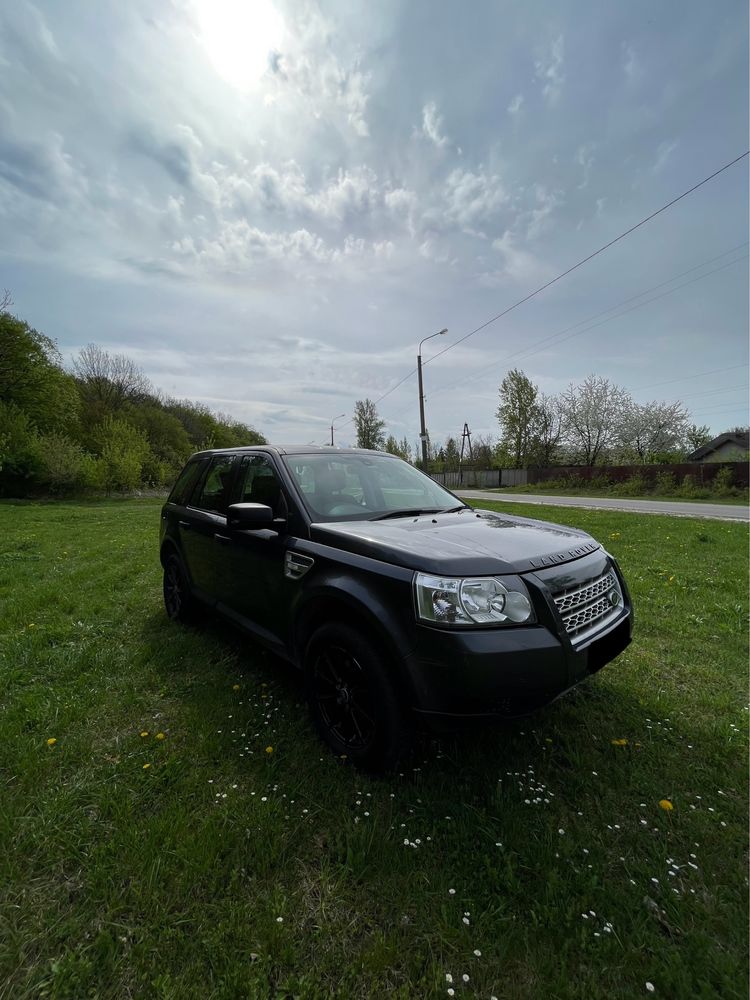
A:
[192, 455, 237, 514]
[167, 460, 205, 506]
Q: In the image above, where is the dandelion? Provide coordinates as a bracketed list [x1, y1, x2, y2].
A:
[155, 732, 166, 741]
[445, 973, 453, 983]
[462, 974, 470, 983]
[447, 990, 455, 997]
[140, 731, 149, 738]
[611, 738, 628, 746]
[658, 799, 674, 811]
[276, 916, 283, 923]
[233, 684, 240, 691]
[143, 763, 151, 770]
[265, 746, 274, 754]
[448, 888, 456, 895]
[46, 737, 57, 747]
[646, 984, 655, 994]
[473, 949, 481, 957]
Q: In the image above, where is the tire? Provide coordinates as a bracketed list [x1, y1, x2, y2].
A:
[304, 622, 411, 772]
[162, 553, 202, 625]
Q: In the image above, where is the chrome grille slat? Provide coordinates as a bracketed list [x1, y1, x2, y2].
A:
[552, 568, 623, 645]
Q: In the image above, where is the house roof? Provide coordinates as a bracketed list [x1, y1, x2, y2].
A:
[687, 431, 749, 461]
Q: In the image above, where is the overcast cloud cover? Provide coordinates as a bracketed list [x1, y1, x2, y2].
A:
[1, 0, 747, 446]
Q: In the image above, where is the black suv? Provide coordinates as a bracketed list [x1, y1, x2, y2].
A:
[160, 446, 632, 769]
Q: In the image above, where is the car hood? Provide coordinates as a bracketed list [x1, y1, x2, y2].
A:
[309, 508, 601, 576]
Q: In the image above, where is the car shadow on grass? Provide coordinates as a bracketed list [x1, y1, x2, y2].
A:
[137, 607, 699, 797]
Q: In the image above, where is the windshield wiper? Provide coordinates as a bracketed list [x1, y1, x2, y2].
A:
[442, 504, 473, 513]
[370, 508, 446, 521]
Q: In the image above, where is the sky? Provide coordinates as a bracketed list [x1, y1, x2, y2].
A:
[1, 0, 748, 448]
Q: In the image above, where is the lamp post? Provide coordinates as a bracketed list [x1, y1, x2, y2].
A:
[330, 413, 346, 446]
[417, 328, 447, 470]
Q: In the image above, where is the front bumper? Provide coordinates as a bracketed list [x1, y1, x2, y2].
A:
[404, 552, 632, 730]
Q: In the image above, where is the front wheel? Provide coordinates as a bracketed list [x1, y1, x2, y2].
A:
[162, 553, 201, 625]
[304, 622, 411, 772]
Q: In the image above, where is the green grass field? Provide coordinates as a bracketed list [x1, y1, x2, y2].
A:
[0, 499, 747, 1000]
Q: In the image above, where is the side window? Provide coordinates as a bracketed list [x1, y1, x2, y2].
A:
[236, 455, 284, 515]
[192, 455, 237, 515]
[167, 460, 204, 506]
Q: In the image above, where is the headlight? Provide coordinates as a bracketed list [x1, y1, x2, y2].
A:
[414, 573, 534, 627]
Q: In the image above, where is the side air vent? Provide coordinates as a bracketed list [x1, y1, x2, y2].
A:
[284, 551, 314, 581]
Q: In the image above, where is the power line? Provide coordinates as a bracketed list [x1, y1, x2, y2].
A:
[631, 363, 748, 392]
[673, 383, 748, 401]
[361, 152, 749, 419]
[424, 151, 749, 368]
[422, 248, 747, 399]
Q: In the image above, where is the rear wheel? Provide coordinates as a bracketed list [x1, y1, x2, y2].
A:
[162, 553, 201, 625]
[304, 622, 411, 771]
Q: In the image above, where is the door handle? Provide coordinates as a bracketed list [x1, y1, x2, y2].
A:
[178, 520, 191, 530]
[214, 533, 232, 544]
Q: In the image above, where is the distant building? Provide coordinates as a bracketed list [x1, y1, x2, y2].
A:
[687, 430, 749, 462]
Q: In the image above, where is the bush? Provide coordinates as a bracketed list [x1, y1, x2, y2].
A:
[678, 474, 710, 499]
[35, 432, 99, 494]
[90, 417, 151, 493]
[654, 471, 677, 495]
[0, 401, 41, 494]
[617, 475, 647, 496]
[711, 466, 737, 497]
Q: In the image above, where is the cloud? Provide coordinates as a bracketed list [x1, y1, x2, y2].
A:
[525, 185, 563, 239]
[535, 34, 565, 105]
[576, 143, 595, 189]
[441, 167, 509, 227]
[129, 125, 200, 187]
[0, 129, 84, 202]
[265, 6, 371, 136]
[507, 93, 524, 116]
[419, 100, 449, 148]
[652, 139, 677, 173]
[622, 42, 641, 82]
[480, 230, 550, 286]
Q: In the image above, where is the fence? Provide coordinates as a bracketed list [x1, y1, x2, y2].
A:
[430, 461, 748, 490]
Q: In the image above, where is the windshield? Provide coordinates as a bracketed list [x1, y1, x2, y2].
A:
[283, 452, 460, 522]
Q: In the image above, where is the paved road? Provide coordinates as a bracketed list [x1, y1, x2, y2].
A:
[456, 490, 749, 522]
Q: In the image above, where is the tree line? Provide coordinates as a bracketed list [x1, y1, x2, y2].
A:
[0, 302, 265, 496]
[352, 368, 745, 471]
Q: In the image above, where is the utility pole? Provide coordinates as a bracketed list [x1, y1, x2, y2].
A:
[458, 422, 473, 484]
[417, 328, 447, 470]
[330, 413, 345, 446]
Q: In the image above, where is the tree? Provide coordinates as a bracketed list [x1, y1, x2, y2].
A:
[621, 400, 690, 462]
[353, 399, 385, 450]
[90, 416, 151, 493]
[444, 436, 460, 471]
[530, 393, 565, 466]
[496, 369, 539, 467]
[560, 375, 630, 465]
[73, 343, 152, 414]
[384, 434, 411, 460]
[398, 436, 412, 463]
[0, 311, 79, 432]
[686, 424, 712, 452]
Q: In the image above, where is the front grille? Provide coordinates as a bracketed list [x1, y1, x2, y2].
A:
[552, 567, 623, 645]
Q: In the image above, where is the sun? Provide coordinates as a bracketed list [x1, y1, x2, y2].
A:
[193, 0, 285, 90]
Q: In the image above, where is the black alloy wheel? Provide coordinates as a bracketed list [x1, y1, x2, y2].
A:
[162, 554, 200, 625]
[304, 622, 411, 771]
[311, 643, 378, 751]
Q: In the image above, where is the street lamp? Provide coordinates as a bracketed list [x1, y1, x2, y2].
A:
[330, 413, 346, 447]
[417, 328, 447, 470]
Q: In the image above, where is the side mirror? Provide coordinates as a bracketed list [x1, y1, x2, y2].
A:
[227, 502, 274, 530]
